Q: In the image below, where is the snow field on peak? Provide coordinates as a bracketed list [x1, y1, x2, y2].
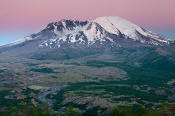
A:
[94, 16, 141, 39]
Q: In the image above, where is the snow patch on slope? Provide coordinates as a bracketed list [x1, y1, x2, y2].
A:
[94, 16, 140, 39]
[94, 16, 171, 44]
[83, 22, 107, 44]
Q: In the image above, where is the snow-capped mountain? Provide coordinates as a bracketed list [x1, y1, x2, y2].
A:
[2, 16, 172, 49]
[36, 16, 172, 49]
[0, 16, 174, 60]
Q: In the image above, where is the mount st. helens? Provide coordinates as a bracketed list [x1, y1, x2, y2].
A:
[0, 16, 173, 57]
[38, 16, 171, 48]
[0, 16, 174, 61]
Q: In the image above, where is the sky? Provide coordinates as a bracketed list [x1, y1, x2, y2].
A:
[0, 0, 175, 45]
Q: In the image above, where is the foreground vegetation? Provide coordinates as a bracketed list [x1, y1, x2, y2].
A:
[1, 103, 175, 116]
[1, 47, 175, 116]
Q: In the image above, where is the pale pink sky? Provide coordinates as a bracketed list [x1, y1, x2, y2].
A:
[0, 0, 175, 45]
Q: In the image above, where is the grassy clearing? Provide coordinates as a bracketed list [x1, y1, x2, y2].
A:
[28, 85, 50, 91]
[30, 67, 54, 73]
[40, 75, 96, 83]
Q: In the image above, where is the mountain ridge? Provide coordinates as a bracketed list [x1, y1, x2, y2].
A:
[0, 16, 174, 60]
[1, 16, 173, 48]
